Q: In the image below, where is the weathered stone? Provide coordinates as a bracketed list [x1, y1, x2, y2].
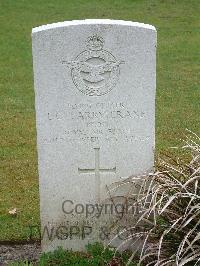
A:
[32, 19, 156, 252]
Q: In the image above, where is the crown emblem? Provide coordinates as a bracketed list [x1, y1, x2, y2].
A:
[86, 35, 104, 51]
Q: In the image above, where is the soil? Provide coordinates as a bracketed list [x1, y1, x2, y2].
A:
[0, 242, 41, 265]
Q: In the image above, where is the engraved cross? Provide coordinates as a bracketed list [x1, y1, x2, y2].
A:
[78, 148, 116, 202]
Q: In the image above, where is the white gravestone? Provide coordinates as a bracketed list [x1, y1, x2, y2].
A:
[32, 19, 156, 252]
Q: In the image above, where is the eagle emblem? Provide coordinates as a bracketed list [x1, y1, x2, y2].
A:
[63, 35, 124, 96]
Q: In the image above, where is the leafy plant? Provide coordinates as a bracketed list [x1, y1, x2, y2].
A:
[112, 131, 200, 265]
[39, 242, 137, 265]
[9, 261, 34, 266]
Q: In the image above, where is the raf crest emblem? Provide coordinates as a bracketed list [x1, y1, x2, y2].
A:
[63, 35, 124, 96]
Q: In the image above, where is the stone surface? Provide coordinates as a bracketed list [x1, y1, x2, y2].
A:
[32, 19, 156, 252]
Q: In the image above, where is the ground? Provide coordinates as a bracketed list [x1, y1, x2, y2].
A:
[0, 243, 137, 265]
[0, 242, 41, 265]
[0, 0, 199, 246]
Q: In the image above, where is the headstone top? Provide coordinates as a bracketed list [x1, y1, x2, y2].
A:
[32, 19, 156, 34]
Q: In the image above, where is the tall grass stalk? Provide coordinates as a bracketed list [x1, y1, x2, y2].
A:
[111, 131, 200, 266]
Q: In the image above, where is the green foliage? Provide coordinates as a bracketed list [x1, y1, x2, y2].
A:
[9, 261, 33, 266]
[7, 243, 138, 265]
[39, 243, 137, 265]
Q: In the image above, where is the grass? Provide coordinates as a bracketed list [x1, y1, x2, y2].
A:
[39, 243, 137, 265]
[9, 243, 138, 265]
[114, 132, 200, 265]
[0, 0, 199, 242]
